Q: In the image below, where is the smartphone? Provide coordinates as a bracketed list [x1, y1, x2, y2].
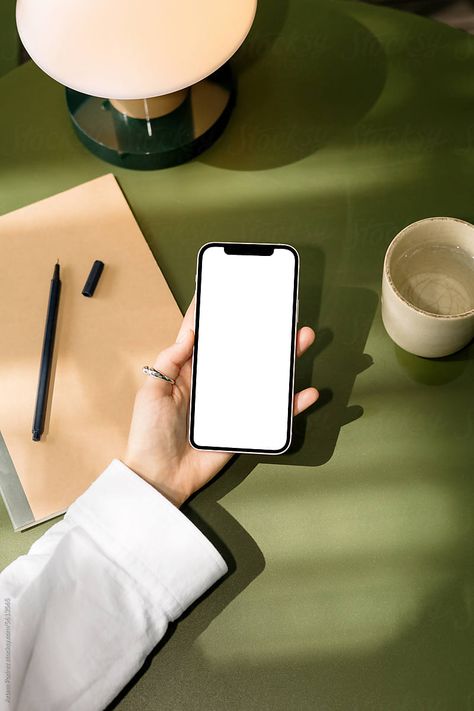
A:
[189, 242, 299, 454]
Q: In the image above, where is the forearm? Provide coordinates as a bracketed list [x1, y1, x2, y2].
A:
[0, 460, 227, 711]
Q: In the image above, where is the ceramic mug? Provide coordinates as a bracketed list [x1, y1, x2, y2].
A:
[382, 217, 474, 358]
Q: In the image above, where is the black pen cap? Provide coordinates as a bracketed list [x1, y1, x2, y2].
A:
[82, 260, 104, 297]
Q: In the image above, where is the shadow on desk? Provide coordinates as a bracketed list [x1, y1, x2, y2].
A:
[200, 0, 387, 171]
[395, 340, 473, 385]
[278, 283, 377, 467]
[107, 246, 379, 710]
[108, 468, 474, 711]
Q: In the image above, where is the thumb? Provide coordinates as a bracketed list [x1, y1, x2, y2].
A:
[147, 329, 195, 388]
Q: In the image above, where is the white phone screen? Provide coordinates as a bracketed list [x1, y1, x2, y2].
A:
[190, 243, 299, 453]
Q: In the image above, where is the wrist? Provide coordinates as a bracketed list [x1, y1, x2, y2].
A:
[122, 458, 187, 508]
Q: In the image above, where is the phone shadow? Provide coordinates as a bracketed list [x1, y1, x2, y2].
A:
[204, 246, 378, 479]
[277, 283, 377, 468]
[107, 245, 378, 710]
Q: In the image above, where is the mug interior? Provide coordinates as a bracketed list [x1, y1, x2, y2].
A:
[385, 218, 474, 318]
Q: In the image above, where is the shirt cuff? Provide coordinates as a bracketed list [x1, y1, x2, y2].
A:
[66, 459, 228, 620]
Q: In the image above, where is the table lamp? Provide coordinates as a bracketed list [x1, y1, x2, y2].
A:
[16, 0, 257, 170]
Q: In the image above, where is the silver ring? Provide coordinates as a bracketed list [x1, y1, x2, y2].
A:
[142, 366, 176, 384]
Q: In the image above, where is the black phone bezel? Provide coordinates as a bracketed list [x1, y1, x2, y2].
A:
[189, 242, 299, 454]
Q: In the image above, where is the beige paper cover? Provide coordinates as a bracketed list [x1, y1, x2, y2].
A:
[0, 174, 181, 524]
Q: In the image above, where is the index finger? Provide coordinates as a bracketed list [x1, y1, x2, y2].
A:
[175, 294, 196, 342]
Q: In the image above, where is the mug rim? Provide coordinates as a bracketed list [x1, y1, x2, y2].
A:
[384, 216, 474, 320]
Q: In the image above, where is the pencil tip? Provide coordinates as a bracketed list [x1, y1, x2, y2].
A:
[56, 259, 60, 264]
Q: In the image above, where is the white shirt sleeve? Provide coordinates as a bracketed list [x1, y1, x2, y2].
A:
[0, 460, 228, 711]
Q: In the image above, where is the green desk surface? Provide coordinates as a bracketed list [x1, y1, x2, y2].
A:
[0, 0, 18, 78]
[1, 1, 473, 708]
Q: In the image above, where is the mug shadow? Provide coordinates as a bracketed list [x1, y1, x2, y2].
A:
[395, 339, 473, 386]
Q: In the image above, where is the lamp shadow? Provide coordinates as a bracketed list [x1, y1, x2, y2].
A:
[232, 0, 290, 75]
[200, 0, 387, 171]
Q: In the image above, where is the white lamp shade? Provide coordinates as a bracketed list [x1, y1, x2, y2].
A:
[16, 0, 257, 99]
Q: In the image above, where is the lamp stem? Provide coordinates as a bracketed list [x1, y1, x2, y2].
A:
[110, 90, 189, 120]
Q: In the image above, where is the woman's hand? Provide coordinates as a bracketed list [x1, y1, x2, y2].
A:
[124, 297, 319, 507]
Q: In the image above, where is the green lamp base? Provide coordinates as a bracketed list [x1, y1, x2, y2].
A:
[65, 64, 235, 170]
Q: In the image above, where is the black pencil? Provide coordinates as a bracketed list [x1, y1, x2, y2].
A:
[32, 261, 61, 442]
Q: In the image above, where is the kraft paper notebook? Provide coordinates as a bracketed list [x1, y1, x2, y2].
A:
[0, 174, 182, 530]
